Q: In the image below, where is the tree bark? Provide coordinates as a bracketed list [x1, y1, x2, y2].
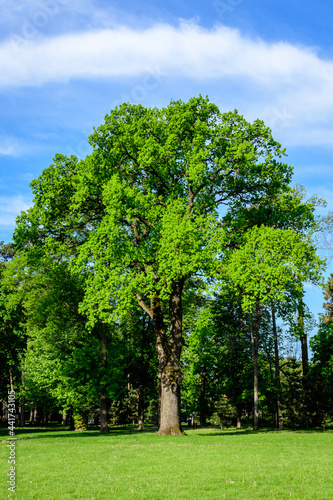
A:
[271, 304, 283, 430]
[298, 298, 308, 378]
[154, 281, 184, 436]
[33, 403, 38, 423]
[9, 369, 14, 393]
[62, 411, 67, 426]
[20, 397, 25, 427]
[19, 370, 25, 427]
[300, 332, 309, 377]
[236, 406, 242, 429]
[137, 385, 144, 430]
[250, 310, 260, 431]
[199, 364, 207, 427]
[100, 392, 109, 433]
[100, 327, 109, 433]
[68, 407, 75, 430]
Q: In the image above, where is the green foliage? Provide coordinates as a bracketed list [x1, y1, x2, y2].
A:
[0, 242, 26, 402]
[227, 225, 324, 312]
[14, 96, 293, 328]
[323, 274, 333, 322]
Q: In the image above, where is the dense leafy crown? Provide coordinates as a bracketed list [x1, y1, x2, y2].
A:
[14, 96, 293, 324]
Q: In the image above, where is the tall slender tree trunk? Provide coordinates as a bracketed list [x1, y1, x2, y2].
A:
[250, 309, 260, 431]
[33, 403, 38, 423]
[199, 364, 207, 427]
[155, 280, 184, 436]
[298, 298, 308, 378]
[9, 369, 14, 393]
[62, 411, 67, 426]
[20, 397, 25, 427]
[100, 328, 109, 433]
[100, 392, 108, 433]
[19, 370, 25, 427]
[271, 304, 283, 430]
[68, 407, 75, 430]
[137, 385, 144, 430]
[236, 406, 242, 429]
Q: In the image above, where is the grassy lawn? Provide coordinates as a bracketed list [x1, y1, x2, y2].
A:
[1, 426, 333, 499]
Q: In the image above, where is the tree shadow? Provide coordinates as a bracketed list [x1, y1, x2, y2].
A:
[0, 424, 159, 440]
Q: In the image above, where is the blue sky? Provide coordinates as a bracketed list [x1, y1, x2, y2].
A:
[1, 0, 333, 332]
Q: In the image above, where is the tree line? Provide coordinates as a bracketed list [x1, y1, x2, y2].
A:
[1, 96, 333, 434]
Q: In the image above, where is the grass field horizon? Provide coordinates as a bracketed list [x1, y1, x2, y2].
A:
[1, 425, 333, 499]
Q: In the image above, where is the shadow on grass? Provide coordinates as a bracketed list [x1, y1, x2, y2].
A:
[1, 424, 328, 441]
[0, 424, 159, 440]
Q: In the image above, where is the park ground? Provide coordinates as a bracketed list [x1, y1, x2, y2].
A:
[1, 426, 333, 499]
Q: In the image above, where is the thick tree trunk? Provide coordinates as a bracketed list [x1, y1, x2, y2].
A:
[100, 328, 109, 433]
[137, 385, 144, 430]
[271, 305, 283, 430]
[199, 364, 207, 427]
[250, 311, 260, 431]
[154, 281, 184, 436]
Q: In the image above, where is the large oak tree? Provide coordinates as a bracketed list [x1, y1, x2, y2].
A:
[15, 96, 293, 435]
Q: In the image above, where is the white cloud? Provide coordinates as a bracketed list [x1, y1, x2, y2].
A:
[1, 22, 328, 86]
[0, 195, 31, 228]
[0, 136, 41, 158]
[0, 136, 24, 157]
[0, 22, 333, 146]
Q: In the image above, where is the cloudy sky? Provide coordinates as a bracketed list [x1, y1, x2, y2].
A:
[1, 0, 332, 324]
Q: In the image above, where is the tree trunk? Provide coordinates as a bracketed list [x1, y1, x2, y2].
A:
[19, 370, 25, 427]
[68, 407, 75, 430]
[199, 364, 206, 427]
[154, 281, 184, 436]
[33, 403, 38, 423]
[250, 310, 260, 431]
[2, 400, 8, 422]
[236, 406, 242, 429]
[62, 411, 67, 426]
[271, 304, 283, 430]
[20, 397, 25, 427]
[137, 385, 144, 430]
[298, 298, 308, 378]
[100, 393, 109, 433]
[9, 369, 14, 393]
[300, 333, 308, 377]
[100, 328, 109, 433]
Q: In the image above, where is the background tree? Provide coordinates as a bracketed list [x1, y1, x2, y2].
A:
[0, 242, 26, 424]
[226, 225, 324, 429]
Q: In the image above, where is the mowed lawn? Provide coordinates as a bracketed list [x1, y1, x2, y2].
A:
[1, 426, 333, 499]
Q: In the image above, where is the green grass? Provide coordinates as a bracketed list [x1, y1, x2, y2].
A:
[1, 426, 333, 499]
